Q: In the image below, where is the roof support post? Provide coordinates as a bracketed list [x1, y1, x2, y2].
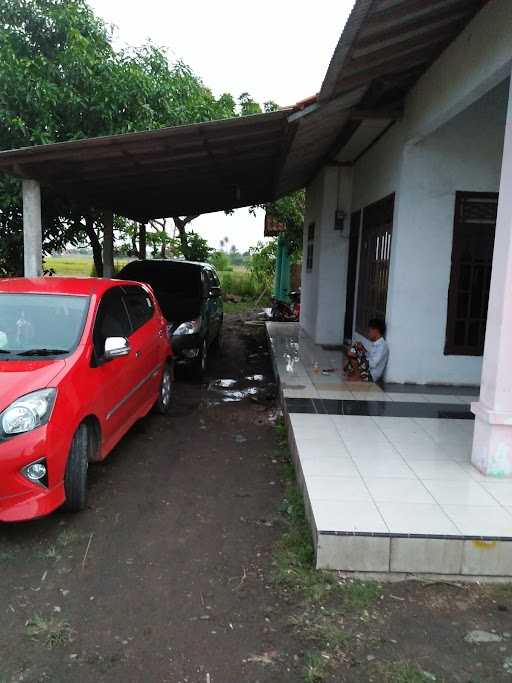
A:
[22, 179, 42, 277]
[471, 75, 512, 477]
[139, 223, 146, 260]
[103, 209, 114, 278]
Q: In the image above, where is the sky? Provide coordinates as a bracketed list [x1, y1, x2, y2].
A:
[88, 0, 353, 252]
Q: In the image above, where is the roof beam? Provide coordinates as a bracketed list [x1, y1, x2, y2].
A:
[356, 0, 481, 50]
[335, 49, 439, 94]
[366, 0, 475, 27]
[341, 29, 462, 79]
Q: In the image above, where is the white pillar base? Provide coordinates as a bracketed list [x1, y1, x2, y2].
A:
[471, 402, 512, 477]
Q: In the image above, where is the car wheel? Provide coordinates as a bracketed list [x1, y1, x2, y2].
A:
[63, 423, 89, 512]
[155, 364, 172, 414]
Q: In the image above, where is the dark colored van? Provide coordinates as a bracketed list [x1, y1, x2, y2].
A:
[117, 260, 223, 375]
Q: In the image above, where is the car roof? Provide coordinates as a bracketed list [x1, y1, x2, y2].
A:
[118, 259, 212, 271]
[0, 277, 141, 296]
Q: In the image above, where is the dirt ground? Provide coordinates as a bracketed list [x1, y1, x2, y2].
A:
[0, 310, 511, 683]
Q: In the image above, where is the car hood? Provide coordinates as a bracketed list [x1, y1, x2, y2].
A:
[0, 359, 67, 412]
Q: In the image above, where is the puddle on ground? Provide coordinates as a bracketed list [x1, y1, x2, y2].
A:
[210, 378, 238, 388]
[207, 376, 275, 405]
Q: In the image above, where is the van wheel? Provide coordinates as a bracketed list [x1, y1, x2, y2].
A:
[63, 424, 89, 512]
[154, 365, 172, 414]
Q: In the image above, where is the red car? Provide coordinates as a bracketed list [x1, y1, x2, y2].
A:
[0, 277, 173, 522]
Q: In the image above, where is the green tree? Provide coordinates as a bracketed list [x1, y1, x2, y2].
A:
[248, 240, 278, 295]
[0, 0, 237, 275]
[183, 231, 212, 262]
[209, 250, 231, 272]
[263, 189, 305, 256]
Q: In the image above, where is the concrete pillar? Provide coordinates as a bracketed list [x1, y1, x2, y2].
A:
[313, 165, 353, 345]
[103, 209, 114, 278]
[139, 223, 147, 260]
[22, 179, 43, 277]
[471, 77, 512, 477]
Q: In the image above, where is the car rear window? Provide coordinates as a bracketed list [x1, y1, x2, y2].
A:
[119, 262, 202, 298]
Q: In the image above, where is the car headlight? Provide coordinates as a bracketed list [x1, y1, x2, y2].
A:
[1, 388, 57, 436]
[173, 318, 201, 336]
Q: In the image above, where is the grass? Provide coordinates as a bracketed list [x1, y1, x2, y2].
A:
[0, 548, 18, 563]
[56, 528, 83, 547]
[272, 417, 382, 681]
[45, 256, 129, 276]
[36, 544, 61, 561]
[26, 614, 73, 649]
[303, 651, 332, 683]
[223, 299, 261, 315]
[218, 266, 261, 299]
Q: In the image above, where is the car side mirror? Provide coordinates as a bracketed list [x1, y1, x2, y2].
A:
[209, 286, 221, 297]
[104, 337, 130, 361]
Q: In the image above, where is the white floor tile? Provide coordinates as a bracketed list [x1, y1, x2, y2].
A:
[317, 390, 354, 400]
[300, 457, 361, 478]
[393, 442, 450, 462]
[312, 499, 389, 533]
[378, 502, 460, 535]
[351, 391, 393, 402]
[340, 434, 399, 457]
[356, 459, 416, 479]
[481, 481, 512, 507]
[307, 475, 373, 502]
[408, 460, 472, 480]
[364, 477, 436, 504]
[331, 415, 379, 433]
[443, 505, 512, 537]
[295, 437, 351, 460]
[423, 480, 500, 506]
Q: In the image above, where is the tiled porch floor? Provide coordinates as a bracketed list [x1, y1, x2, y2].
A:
[267, 322, 512, 577]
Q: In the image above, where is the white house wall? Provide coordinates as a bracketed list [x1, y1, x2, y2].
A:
[300, 172, 323, 337]
[300, 166, 353, 344]
[350, 81, 508, 385]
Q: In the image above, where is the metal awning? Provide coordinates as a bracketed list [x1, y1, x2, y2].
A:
[0, 110, 293, 221]
[0, 0, 489, 222]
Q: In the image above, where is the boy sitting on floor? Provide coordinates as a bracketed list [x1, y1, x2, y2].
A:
[345, 318, 389, 383]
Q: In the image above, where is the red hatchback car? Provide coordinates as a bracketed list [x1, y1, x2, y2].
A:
[0, 277, 172, 522]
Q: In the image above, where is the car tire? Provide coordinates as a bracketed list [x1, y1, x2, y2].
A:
[154, 364, 172, 414]
[63, 423, 89, 513]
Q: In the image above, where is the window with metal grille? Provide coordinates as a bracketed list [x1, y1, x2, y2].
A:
[355, 194, 394, 335]
[445, 192, 498, 356]
[306, 222, 315, 272]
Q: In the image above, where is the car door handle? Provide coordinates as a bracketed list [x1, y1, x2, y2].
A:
[136, 350, 142, 359]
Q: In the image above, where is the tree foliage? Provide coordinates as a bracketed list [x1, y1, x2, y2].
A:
[0, 0, 236, 275]
[263, 189, 305, 256]
[0, 0, 304, 276]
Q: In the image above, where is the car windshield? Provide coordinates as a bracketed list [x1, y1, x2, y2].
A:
[0, 293, 90, 357]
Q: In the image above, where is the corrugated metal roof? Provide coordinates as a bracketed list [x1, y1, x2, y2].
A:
[0, 0, 489, 219]
[0, 111, 291, 221]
